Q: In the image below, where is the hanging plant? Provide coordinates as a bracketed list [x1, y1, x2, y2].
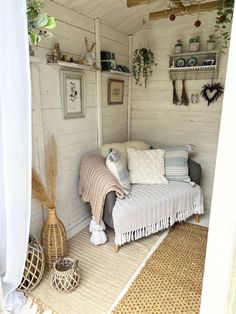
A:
[132, 48, 157, 88]
[27, 0, 56, 45]
[214, 0, 234, 52]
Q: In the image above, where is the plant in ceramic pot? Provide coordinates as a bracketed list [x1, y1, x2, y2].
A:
[132, 48, 157, 88]
[27, 0, 56, 46]
[175, 39, 183, 53]
[189, 36, 200, 52]
[32, 135, 67, 271]
[206, 35, 216, 51]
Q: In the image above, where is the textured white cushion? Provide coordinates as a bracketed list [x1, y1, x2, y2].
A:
[127, 148, 168, 184]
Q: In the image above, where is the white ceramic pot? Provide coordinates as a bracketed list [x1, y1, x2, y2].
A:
[175, 45, 183, 54]
[189, 42, 200, 52]
[206, 42, 215, 51]
[85, 52, 95, 66]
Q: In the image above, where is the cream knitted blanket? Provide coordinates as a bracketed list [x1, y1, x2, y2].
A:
[78, 154, 124, 225]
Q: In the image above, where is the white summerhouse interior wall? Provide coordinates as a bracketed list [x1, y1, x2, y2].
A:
[30, 0, 129, 239]
[130, 11, 229, 210]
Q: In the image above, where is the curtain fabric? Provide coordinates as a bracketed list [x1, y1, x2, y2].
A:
[0, 0, 32, 313]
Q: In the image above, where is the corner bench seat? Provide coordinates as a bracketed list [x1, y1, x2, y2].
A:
[111, 181, 203, 245]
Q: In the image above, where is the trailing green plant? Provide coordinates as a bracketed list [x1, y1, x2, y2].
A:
[214, 0, 234, 52]
[189, 36, 200, 43]
[175, 39, 182, 47]
[132, 48, 157, 88]
[207, 34, 216, 43]
[27, 0, 56, 45]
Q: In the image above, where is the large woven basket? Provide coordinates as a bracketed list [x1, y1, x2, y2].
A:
[18, 235, 45, 292]
[50, 257, 80, 293]
[41, 208, 67, 271]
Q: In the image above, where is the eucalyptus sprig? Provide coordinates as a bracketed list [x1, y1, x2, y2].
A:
[27, 0, 56, 45]
[132, 48, 157, 88]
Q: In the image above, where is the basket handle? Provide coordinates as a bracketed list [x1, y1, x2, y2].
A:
[74, 259, 79, 270]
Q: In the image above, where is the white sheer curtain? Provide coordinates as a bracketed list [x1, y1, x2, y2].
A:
[0, 0, 32, 313]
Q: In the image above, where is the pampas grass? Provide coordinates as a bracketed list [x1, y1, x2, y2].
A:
[46, 135, 57, 206]
[32, 135, 57, 209]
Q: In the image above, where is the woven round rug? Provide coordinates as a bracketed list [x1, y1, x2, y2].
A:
[112, 223, 208, 314]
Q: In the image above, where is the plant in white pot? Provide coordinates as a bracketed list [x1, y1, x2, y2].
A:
[206, 35, 216, 51]
[174, 39, 183, 53]
[189, 36, 200, 52]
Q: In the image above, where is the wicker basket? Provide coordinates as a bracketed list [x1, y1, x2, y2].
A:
[41, 208, 67, 271]
[18, 235, 45, 292]
[50, 257, 80, 293]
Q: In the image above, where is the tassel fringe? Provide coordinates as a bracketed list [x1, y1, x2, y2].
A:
[115, 205, 204, 246]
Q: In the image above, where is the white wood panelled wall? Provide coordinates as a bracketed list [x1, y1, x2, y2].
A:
[30, 0, 129, 239]
[131, 11, 229, 209]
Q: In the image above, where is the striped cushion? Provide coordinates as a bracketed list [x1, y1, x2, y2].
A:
[106, 149, 131, 196]
[165, 149, 190, 182]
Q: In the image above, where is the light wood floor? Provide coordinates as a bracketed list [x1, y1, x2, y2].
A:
[30, 227, 166, 314]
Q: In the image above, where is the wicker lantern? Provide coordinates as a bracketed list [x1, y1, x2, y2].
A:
[41, 208, 67, 271]
[50, 257, 80, 293]
[18, 235, 45, 292]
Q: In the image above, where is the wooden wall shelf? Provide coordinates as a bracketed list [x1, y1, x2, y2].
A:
[101, 70, 131, 77]
[47, 61, 100, 71]
[169, 51, 219, 80]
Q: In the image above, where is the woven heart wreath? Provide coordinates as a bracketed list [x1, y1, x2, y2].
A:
[200, 81, 224, 106]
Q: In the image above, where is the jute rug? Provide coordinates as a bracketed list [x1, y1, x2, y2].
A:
[111, 223, 208, 314]
[30, 227, 167, 314]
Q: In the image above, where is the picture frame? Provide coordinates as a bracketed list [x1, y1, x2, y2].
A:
[60, 70, 86, 119]
[108, 79, 124, 105]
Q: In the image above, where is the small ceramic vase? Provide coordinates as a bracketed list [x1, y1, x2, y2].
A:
[85, 52, 95, 66]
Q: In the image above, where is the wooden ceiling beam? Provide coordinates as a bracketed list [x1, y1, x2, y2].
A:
[170, 0, 186, 12]
[149, 1, 218, 20]
[127, 0, 156, 7]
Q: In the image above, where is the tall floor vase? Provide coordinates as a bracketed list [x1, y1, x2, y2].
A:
[41, 208, 67, 271]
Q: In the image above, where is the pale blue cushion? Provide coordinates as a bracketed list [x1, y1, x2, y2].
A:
[106, 149, 131, 196]
[165, 148, 190, 182]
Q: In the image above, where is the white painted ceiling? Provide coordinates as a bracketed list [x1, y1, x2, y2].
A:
[54, 0, 168, 34]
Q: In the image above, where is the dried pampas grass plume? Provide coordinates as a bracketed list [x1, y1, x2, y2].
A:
[32, 135, 57, 209]
[46, 135, 57, 206]
[32, 168, 54, 209]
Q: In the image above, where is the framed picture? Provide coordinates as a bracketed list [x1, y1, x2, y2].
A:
[108, 79, 124, 105]
[60, 70, 86, 119]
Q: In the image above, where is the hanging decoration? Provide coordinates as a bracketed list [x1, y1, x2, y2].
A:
[200, 80, 224, 106]
[194, 19, 201, 27]
[181, 80, 189, 106]
[172, 80, 179, 105]
[169, 14, 176, 21]
[194, 3, 201, 27]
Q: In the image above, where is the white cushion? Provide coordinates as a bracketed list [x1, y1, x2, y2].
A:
[127, 148, 168, 185]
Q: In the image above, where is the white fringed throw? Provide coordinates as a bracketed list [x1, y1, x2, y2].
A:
[113, 181, 204, 245]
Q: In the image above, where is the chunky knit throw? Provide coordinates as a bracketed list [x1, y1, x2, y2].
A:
[78, 154, 124, 225]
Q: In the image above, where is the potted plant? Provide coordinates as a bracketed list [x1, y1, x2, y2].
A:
[27, 0, 56, 50]
[132, 48, 157, 88]
[207, 35, 216, 51]
[189, 36, 200, 52]
[175, 39, 183, 53]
